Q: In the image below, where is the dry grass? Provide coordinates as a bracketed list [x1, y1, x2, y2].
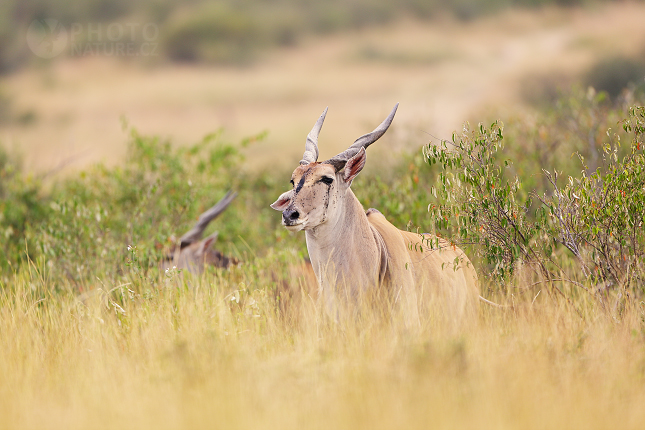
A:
[3, 2, 645, 174]
[2, 260, 644, 430]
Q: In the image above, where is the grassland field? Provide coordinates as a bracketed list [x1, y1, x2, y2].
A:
[1, 3, 645, 429]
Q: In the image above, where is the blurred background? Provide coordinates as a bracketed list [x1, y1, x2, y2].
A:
[1, 0, 645, 174]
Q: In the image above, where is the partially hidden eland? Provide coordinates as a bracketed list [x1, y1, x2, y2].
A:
[161, 191, 239, 274]
[271, 104, 479, 325]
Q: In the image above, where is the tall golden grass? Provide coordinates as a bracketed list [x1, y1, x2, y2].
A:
[1, 256, 644, 430]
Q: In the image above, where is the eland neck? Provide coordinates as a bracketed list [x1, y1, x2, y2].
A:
[305, 188, 381, 294]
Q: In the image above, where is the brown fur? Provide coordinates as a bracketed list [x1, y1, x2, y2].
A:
[366, 209, 479, 323]
[161, 239, 239, 274]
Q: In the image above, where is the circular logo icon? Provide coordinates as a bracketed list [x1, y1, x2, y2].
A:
[27, 19, 68, 59]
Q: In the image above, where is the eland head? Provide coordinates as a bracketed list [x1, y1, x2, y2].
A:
[270, 104, 398, 232]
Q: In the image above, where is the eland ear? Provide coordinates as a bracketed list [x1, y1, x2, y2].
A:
[343, 147, 366, 185]
[200, 232, 219, 254]
[271, 190, 293, 211]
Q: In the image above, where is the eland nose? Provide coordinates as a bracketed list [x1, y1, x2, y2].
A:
[283, 208, 300, 223]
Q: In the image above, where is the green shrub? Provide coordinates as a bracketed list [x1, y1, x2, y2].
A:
[0, 148, 49, 273]
[424, 92, 645, 308]
[536, 106, 645, 296]
[38, 127, 274, 285]
[0, 126, 304, 289]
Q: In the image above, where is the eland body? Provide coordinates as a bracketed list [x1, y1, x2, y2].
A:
[271, 104, 479, 323]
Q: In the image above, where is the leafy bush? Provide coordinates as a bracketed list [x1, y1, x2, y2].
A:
[424, 90, 645, 308]
[0, 147, 48, 272]
[537, 106, 645, 295]
[0, 126, 304, 288]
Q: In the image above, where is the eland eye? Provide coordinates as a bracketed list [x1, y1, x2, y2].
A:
[320, 176, 334, 185]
